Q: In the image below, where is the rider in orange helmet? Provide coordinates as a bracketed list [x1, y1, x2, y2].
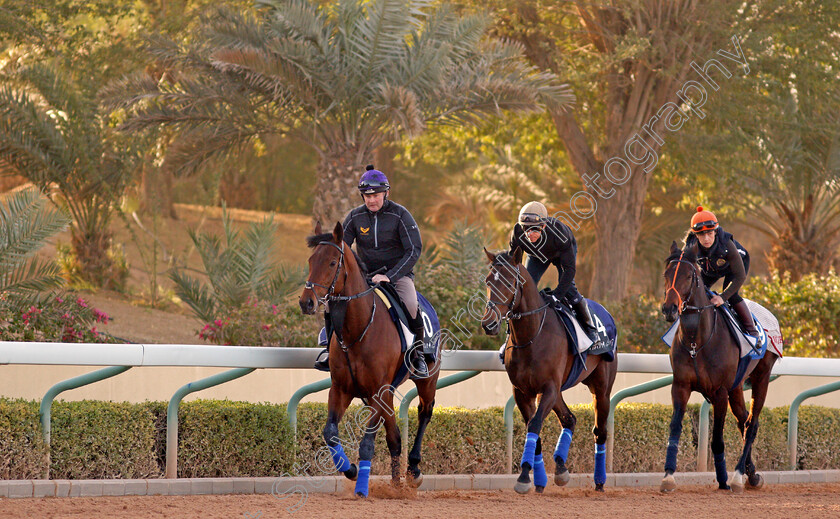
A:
[684, 206, 760, 339]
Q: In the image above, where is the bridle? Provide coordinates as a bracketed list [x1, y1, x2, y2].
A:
[304, 241, 376, 351]
[485, 261, 550, 349]
[665, 251, 717, 358]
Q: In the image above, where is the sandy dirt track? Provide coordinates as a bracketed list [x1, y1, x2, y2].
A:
[3, 483, 840, 519]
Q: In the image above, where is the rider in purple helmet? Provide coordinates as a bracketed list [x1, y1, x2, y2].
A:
[313, 165, 429, 378]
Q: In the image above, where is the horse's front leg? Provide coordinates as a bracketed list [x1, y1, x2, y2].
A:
[323, 388, 358, 481]
[661, 382, 691, 492]
[710, 387, 731, 490]
[515, 384, 557, 495]
[354, 403, 386, 498]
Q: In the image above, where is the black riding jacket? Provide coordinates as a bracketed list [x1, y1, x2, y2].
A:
[684, 227, 749, 301]
[509, 217, 578, 299]
[342, 199, 422, 282]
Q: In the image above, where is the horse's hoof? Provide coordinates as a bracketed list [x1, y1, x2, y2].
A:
[747, 473, 764, 489]
[595, 483, 605, 492]
[406, 466, 423, 488]
[514, 480, 532, 494]
[355, 492, 367, 498]
[660, 474, 676, 493]
[344, 464, 358, 481]
[554, 469, 571, 486]
[730, 471, 744, 494]
[535, 486, 545, 494]
[718, 484, 731, 490]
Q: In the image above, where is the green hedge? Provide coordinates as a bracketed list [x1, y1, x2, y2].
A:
[2, 398, 839, 479]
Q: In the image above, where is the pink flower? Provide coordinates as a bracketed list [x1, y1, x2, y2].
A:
[76, 298, 88, 308]
[262, 324, 271, 331]
[55, 296, 64, 303]
[214, 319, 224, 327]
[271, 305, 279, 315]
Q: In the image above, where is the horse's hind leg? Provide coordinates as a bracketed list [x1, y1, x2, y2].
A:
[588, 363, 615, 492]
[733, 355, 776, 492]
[710, 388, 731, 491]
[406, 377, 436, 487]
[661, 382, 691, 493]
[727, 385, 750, 493]
[373, 388, 402, 486]
[323, 388, 358, 481]
[551, 395, 576, 487]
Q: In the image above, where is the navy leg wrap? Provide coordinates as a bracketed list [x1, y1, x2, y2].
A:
[533, 454, 548, 487]
[594, 442, 607, 485]
[330, 443, 351, 473]
[554, 428, 573, 464]
[664, 438, 679, 473]
[714, 452, 728, 485]
[521, 432, 539, 468]
[354, 460, 371, 497]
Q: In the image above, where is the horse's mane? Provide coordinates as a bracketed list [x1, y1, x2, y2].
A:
[305, 233, 368, 274]
[494, 250, 515, 266]
[665, 244, 697, 265]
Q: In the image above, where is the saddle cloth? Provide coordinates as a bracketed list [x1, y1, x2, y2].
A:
[547, 295, 617, 357]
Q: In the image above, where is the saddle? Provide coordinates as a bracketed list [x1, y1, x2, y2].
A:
[542, 293, 617, 358]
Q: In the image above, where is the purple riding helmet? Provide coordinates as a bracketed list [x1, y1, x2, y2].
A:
[358, 164, 390, 195]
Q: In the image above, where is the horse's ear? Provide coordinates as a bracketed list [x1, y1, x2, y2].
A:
[332, 221, 343, 244]
[314, 220, 322, 235]
[670, 241, 680, 254]
[686, 241, 699, 258]
[483, 247, 496, 264]
[512, 246, 523, 265]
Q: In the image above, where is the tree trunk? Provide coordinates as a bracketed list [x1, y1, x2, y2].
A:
[313, 148, 373, 226]
[141, 161, 176, 219]
[69, 227, 127, 290]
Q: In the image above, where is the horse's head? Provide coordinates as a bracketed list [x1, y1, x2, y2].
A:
[661, 241, 700, 322]
[300, 221, 346, 314]
[481, 246, 525, 335]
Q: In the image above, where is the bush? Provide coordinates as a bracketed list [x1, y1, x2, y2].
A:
[606, 294, 670, 354]
[4, 399, 840, 480]
[0, 293, 118, 343]
[746, 271, 840, 357]
[197, 298, 321, 347]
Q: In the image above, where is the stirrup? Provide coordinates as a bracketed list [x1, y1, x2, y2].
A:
[313, 349, 330, 372]
[408, 346, 429, 379]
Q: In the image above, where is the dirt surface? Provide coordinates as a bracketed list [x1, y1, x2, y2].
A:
[3, 483, 840, 519]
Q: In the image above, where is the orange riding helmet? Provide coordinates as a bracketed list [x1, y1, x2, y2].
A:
[690, 206, 719, 233]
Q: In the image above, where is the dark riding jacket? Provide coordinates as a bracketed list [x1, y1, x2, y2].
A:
[509, 217, 579, 301]
[684, 227, 749, 301]
[342, 199, 422, 282]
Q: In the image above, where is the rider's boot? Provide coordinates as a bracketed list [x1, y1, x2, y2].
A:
[573, 298, 602, 347]
[732, 300, 761, 340]
[313, 311, 332, 371]
[408, 313, 429, 379]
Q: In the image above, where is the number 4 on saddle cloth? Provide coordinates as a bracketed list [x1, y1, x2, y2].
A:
[500, 295, 618, 391]
[661, 293, 784, 390]
[318, 284, 441, 360]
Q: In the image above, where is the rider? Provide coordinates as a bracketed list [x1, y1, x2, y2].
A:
[508, 201, 601, 345]
[683, 206, 760, 339]
[313, 165, 429, 377]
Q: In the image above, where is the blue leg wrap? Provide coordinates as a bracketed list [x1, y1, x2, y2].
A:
[714, 452, 728, 485]
[355, 460, 371, 497]
[329, 443, 351, 473]
[664, 438, 679, 473]
[521, 432, 539, 468]
[533, 454, 548, 488]
[554, 428, 573, 464]
[594, 443, 607, 485]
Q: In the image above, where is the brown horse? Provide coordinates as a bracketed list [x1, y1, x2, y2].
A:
[299, 222, 440, 497]
[481, 247, 617, 493]
[660, 241, 779, 493]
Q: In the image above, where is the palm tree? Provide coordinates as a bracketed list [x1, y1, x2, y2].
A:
[0, 62, 139, 288]
[104, 0, 573, 224]
[0, 187, 71, 304]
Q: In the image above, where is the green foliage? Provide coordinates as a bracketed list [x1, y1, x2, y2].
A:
[50, 400, 160, 479]
[0, 398, 47, 479]
[196, 298, 320, 347]
[5, 398, 840, 479]
[606, 294, 670, 354]
[170, 205, 306, 345]
[0, 188, 70, 303]
[177, 399, 295, 477]
[746, 271, 840, 357]
[416, 223, 499, 350]
[0, 293, 116, 343]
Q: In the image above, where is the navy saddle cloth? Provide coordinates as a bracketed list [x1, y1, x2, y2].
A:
[546, 296, 618, 391]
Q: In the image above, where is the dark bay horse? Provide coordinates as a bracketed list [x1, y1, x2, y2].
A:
[481, 247, 617, 493]
[660, 241, 779, 493]
[299, 222, 440, 497]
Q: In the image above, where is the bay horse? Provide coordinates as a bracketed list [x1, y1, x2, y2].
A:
[299, 222, 440, 497]
[660, 241, 779, 493]
[481, 247, 617, 493]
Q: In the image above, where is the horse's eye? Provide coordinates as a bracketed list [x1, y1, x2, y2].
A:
[330, 261, 337, 267]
